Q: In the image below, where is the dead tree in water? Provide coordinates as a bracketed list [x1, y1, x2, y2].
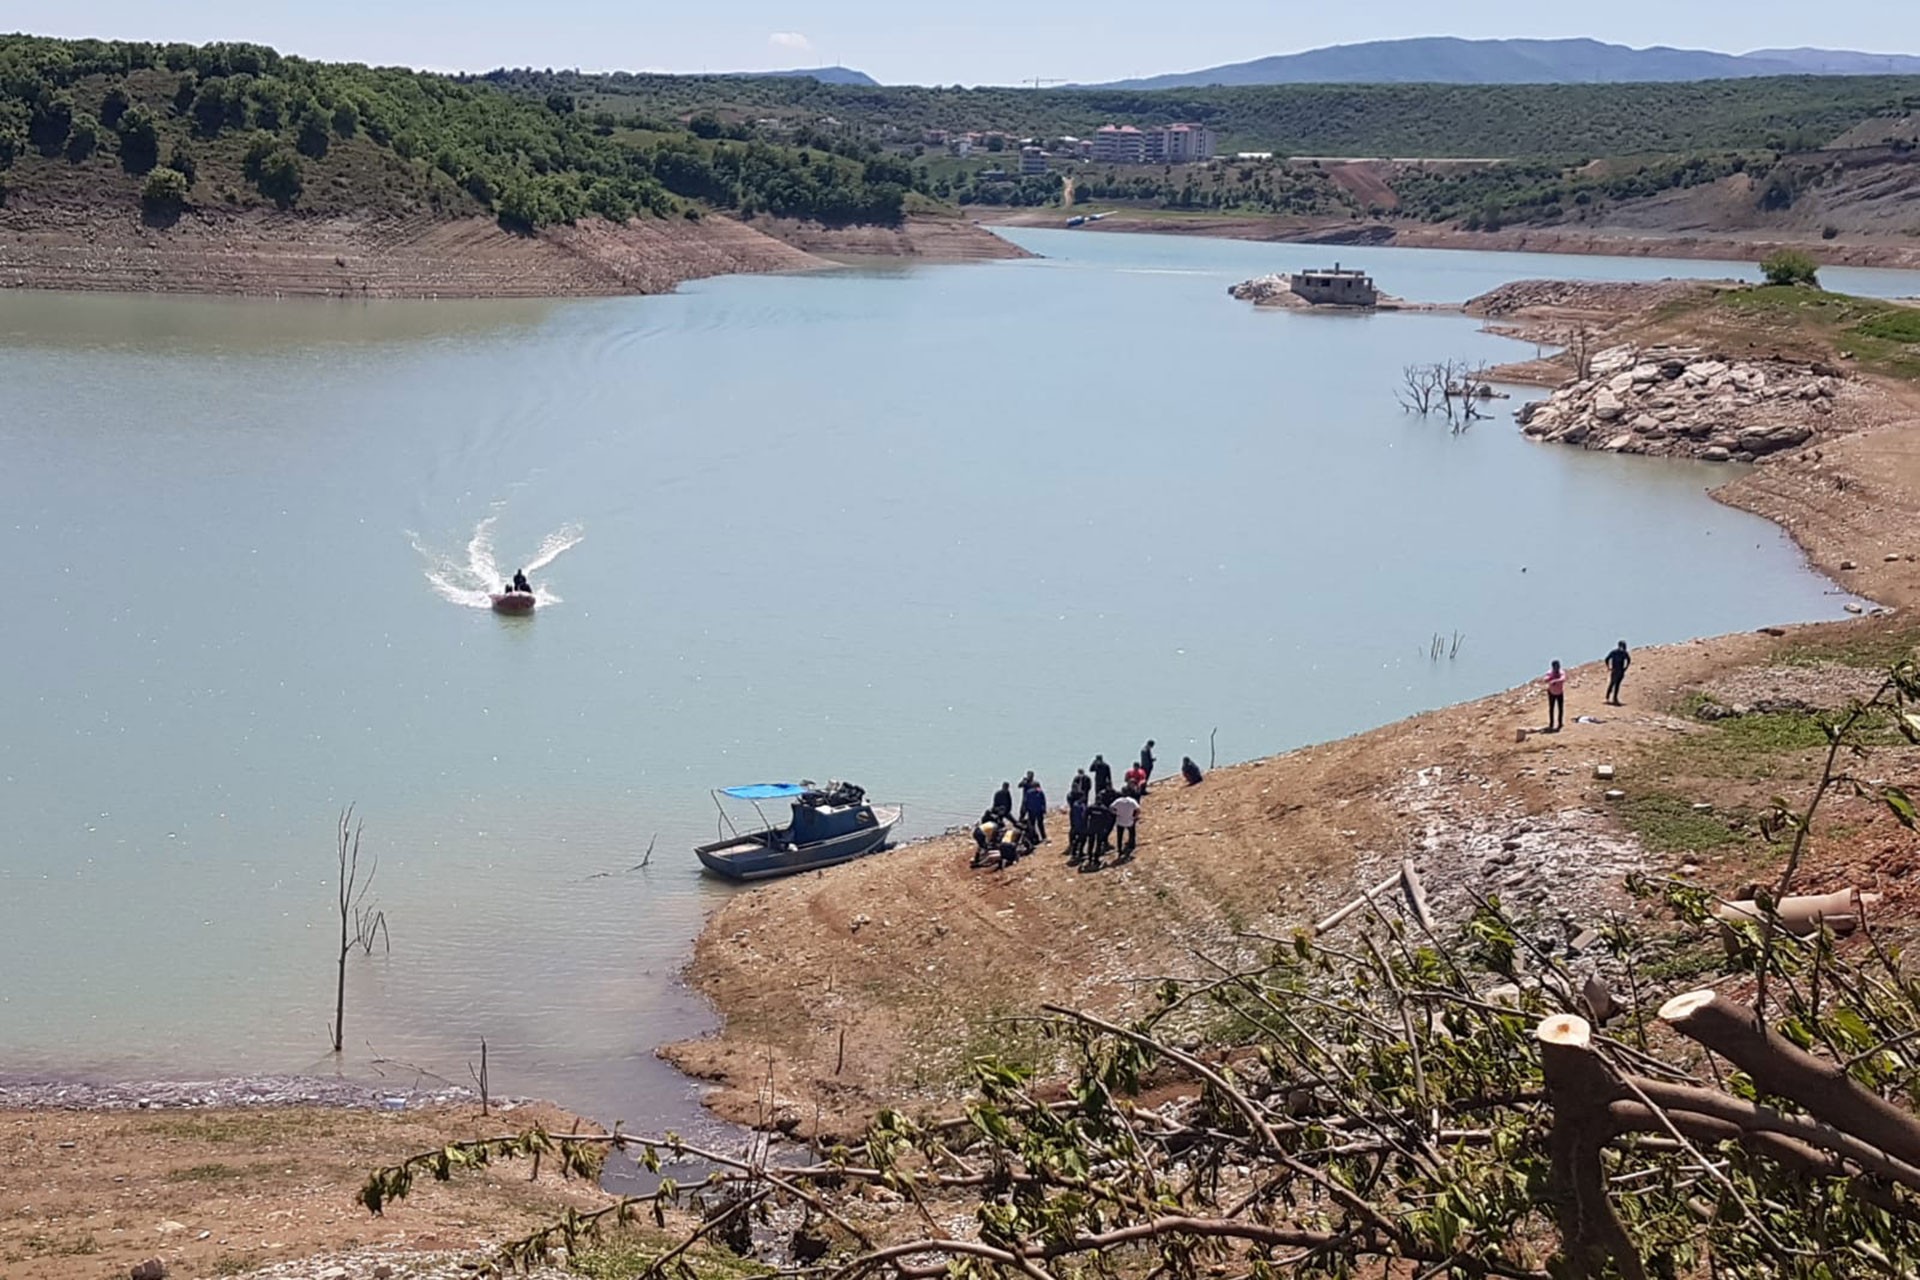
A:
[329, 806, 378, 1054]
[1397, 363, 1445, 415]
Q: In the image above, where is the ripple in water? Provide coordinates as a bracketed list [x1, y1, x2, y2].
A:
[412, 516, 584, 608]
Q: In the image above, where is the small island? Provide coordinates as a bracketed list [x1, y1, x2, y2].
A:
[1229, 264, 1451, 311]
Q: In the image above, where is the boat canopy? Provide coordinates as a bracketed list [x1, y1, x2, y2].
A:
[721, 783, 809, 800]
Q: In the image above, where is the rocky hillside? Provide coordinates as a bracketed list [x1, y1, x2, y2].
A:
[1517, 343, 1855, 461]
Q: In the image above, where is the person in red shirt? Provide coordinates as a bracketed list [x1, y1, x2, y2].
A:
[1542, 660, 1566, 732]
[1124, 763, 1147, 794]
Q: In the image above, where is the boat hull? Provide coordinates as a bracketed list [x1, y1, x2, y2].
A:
[490, 592, 536, 615]
[696, 806, 902, 881]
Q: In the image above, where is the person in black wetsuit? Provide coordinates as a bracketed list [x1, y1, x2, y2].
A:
[1066, 791, 1089, 865]
[1089, 754, 1113, 796]
[511, 569, 531, 594]
[1604, 641, 1632, 706]
[991, 781, 1013, 819]
[1138, 740, 1156, 791]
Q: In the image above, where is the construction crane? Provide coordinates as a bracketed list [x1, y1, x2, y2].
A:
[1024, 77, 1065, 89]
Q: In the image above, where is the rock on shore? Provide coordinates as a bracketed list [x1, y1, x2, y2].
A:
[1517, 343, 1848, 462]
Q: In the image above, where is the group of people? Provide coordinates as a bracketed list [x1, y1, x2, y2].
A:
[1539, 641, 1632, 733]
[971, 739, 1207, 874]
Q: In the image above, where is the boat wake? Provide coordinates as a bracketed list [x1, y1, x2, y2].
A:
[412, 517, 584, 610]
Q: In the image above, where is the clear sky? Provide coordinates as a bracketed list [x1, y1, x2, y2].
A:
[11, 1, 1919, 86]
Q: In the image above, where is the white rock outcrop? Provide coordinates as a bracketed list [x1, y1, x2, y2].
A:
[1518, 344, 1844, 462]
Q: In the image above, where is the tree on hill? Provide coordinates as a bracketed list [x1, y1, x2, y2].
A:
[115, 103, 159, 173]
[1761, 248, 1823, 287]
[27, 90, 73, 154]
[64, 110, 99, 161]
[243, 131, 302, 206]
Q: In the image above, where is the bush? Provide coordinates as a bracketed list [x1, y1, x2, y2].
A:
[167, 142, 197, 185]
[100, 84, 131, 128]
[296, 112, 330, 159]
[141, 166, 190, 213]
[65, 111, 100, 162]
[1760, 248, 1821, 287]
[243, 132, 302, 206]
[115, 104, 160, 173]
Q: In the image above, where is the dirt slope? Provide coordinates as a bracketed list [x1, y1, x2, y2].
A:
[0, 205, 825, 298]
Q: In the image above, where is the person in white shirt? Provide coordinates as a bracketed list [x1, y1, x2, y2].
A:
[1110, 793, 1141, 860]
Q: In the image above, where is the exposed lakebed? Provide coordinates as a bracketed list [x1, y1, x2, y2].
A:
[0, 228, 1907, 1131]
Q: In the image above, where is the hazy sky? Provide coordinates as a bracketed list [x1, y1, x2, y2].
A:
[12, 1, 1920, 85]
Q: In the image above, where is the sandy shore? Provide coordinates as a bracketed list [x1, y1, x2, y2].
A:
[665, 282, 1920, 1141]
[980, 208, 1920, 271]
[0, 208, 1021, 299]
[0, 1096, 600, 1279]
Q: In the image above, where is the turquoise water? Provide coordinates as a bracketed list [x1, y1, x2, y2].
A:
[0, 228, 1898, 1128]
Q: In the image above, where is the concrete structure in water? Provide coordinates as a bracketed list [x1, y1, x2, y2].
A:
[1288, 264, 1377, 307]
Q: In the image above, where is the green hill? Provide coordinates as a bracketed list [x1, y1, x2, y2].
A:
[0, 36, 910, 228]
[487, 69, 1920, 159]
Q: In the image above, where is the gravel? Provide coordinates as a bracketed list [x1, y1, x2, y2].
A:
[0, 1075, 480, 1112]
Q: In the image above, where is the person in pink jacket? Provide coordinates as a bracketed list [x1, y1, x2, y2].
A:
[1542, 660, 1566, 732]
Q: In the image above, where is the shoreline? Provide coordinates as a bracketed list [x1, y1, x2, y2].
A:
[0, 208, 1024, 300]
[978, 208, 1920, 271]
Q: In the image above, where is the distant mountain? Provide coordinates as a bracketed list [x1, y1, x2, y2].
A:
[1086, 37, 1920, 89]
[724, 66, 878, 86]
[1746, 48, 1920, 75]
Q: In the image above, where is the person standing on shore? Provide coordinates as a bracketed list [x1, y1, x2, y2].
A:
[1087, 793, 1115, 868]
[1066, 790, 1089, 864]
[1110, 790, 1141, 861]
[1542, 660, 1566, 732]
[1604, 641, 1632, 706]
[1071, 768, 1091, 803]
[1138, 740, 1156, 791]
[1090, 754, 1113, 796]
[992, 781, 1013, 819]
[1021, 777, 1048, 842]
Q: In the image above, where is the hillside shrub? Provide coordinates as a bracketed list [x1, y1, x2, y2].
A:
[115, 103, 159, 172]
[100, 83, 130, 127]
[243, 131, 302, 206]
[28, 90, 73, 153]
[167, 141, 196, 185]
[140, 166, 189, 212]
[65, 110, 99, 161]
[1760, 248, 1822, 287]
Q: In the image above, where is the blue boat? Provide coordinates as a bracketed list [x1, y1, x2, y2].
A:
[695, 781, 902, 881]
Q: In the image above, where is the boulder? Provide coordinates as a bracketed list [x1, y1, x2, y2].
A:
[1701, 446, 1732, 462]
[1631, 414, 1663, 434]
[131, 1263, 167, 1280]
[1605, 433, 1634, 451]
[1607, 371, 1636, 394]
[1687, 360, 1728, 379]
[1592, 346, 1637, 376]
[1592, 389, 1624, 422]
[1630, 363, 1663, 384]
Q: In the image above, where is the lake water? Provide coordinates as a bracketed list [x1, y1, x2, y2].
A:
[0, 228, 1904, 1131]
